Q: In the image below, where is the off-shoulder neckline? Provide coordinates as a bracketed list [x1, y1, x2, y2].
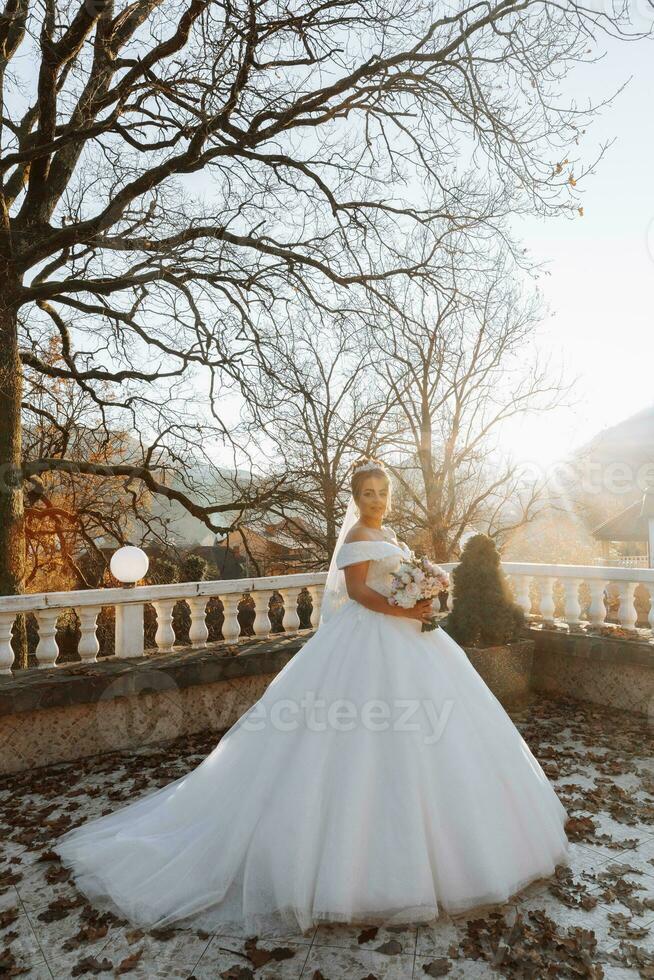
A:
[344, 524, 396, 545]
[335, 538, 404, 568]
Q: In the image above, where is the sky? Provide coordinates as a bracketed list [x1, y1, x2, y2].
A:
[15, 14, 650, 481]
[200, 29, 654, 480]
[497, 30, 654, 473]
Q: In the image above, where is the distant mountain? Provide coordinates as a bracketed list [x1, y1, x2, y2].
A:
[502, 403, 654, 563]
[146, 463, 258, 547]
[576, 403, 654, 470]
[83, 431, 256, 548]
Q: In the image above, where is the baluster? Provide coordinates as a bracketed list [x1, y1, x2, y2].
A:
[309, 585, 323, 627]
[252, 591, 272, 636]
[76, 606, 101, 663]
[220, 594, 241, 642]
[0, 613, 15, 674]
[587, 579, 609, 625]
[513, 575, 532, 616]
[562, 577, 582, 627]
[281, 587, 301, 633]
[538, 576, 556, 624]
[188, 597, 209, 647]
[445, 580, 455, 612]
[115, 603, 145, 659]
[153, 599, 176, 652]
[35, 608, 60, 668]
[297, 588, 312, 631]
[617, 581, 639, 631]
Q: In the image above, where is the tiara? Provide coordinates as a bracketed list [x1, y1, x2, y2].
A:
[353, 460, 385, 473]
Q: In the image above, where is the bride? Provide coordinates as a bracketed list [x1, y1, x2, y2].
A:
[54, 457, 571, 936]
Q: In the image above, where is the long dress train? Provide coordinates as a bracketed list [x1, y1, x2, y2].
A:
[53, 532, 571, 936]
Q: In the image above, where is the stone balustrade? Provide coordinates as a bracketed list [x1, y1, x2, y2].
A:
[441, 561, 654, 634]
[0, 572, 327, 675]
[1, 561, 653, 677]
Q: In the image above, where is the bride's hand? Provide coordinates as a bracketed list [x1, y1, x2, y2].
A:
[403, 599, 433, 624]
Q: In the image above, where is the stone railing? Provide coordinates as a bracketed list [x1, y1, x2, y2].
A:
[0, 572, 327, 675]
[440, 561, 654, 634]
[592, 555, 649, 569]
[1, 561, 653, 677]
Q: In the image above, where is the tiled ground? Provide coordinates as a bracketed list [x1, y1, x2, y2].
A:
[1, 693, 654, 978]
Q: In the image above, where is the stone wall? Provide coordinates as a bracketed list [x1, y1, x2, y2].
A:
[530, 628, 654, 719]
[1, 627, 652, 777]
[465, 639, 534, 707]
[0, 637, 301, 776]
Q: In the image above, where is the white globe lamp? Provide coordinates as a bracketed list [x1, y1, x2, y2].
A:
[110, 545, 149, 586]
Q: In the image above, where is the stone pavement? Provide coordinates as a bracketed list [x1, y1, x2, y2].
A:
[1, 694, 653, 978]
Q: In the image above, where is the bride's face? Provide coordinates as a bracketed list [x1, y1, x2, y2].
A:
[356, 476, 390, 523]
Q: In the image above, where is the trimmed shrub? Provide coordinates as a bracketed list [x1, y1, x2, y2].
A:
[442, 533, 525, 647]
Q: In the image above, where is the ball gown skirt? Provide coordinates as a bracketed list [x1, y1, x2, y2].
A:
[54, 544, 571, 937]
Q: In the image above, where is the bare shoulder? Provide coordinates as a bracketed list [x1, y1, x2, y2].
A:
[344, 524, 379, 544]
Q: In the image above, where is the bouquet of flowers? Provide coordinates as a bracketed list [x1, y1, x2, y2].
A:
[388, 554, 450, 631]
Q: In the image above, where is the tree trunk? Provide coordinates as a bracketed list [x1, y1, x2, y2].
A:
[423, 466, 450, 562]
[324, 496, 338, 558]
[430, 523, 449, 563]
[417, 402, 448, 560]
[0, 295, 27, 667]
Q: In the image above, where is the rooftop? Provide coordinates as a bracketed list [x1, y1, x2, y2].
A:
[2, 693, 653, 979]
[592, 488, 654, 543]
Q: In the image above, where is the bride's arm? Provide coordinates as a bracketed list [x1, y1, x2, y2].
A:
[343, 562, 433, 623]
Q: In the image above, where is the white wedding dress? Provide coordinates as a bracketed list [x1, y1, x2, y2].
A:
[54, 526, 571, 936]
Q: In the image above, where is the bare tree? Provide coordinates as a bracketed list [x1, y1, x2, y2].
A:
[371, 249, 573, 560]
[0, 0, 646, 599]
[242, 311, 392, 563]
[21, 340, 187, 591]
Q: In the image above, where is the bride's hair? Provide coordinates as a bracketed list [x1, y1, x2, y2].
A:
[350, 456, 391, 507]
